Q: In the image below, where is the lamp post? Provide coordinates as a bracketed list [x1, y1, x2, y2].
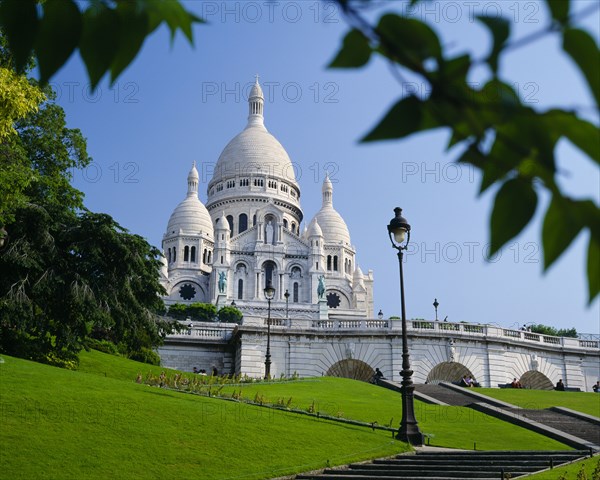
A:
[264, 280, 276, 379]
[433, 298, 439, 321]
[378, 309, 384, 320]
[387, 207, 424, 446]
[284, 289, 290, 325]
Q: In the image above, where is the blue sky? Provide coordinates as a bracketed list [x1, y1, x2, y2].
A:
[50, 1, 599, 334]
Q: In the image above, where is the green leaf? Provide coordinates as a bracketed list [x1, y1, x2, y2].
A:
[544, 110, 600, 165]
[0, 0, 39, 73]
[145, 0, 201, 43]
[361, 96, 423, 142]
[545, 0, 570, 24]
[110, 2, 149, 83]
[80, 5, 120, 89]
[542, 195, 584, 270]
[34, 0, 82, 84]
[329, 29, 371, 69]
[563, 28, 600, 106]
[377, 14, 441, 68]
[587, 236, 600, 304]
[476, 15, 510, 74]
[490, 178, 537, 255]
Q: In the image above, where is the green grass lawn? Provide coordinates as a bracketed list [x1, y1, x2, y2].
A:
[0, 350, 583, 479]
[0, 353, 407, 480]
[525, 455, 600, 479]
[476, 388, 600, 418]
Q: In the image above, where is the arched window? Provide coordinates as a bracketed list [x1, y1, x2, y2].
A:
[191, 246, 196, 262]
[253, 214, 256, 226]
[238, 279, 243, 300]
[168, 248, 171, 263]
[173, 247, 176, 262]
[293, 282, 299, 303]
[348, 259, 351, 273]
[184, 246, 189, 261]
[291, 222, 296, 234]
[327, 255, 332, 271]
[203, 249, 207, 264]
[283, 219, 288, 229]
[207, 251, 212, 264]
[333, 255, 338, 271]
[239, 213, 248, 234]
[263, 261, 276, 287]
[226, 215, 234, 232]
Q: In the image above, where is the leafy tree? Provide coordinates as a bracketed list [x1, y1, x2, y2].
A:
[218, 306, 243, 324]
[0, 0, 202, 87]
[0, 48, 170, 366]
[330, 0, 599, 304]
[529, 324, 578, 338]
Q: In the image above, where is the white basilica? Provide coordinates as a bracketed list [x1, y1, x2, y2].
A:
[160, 79, 374, 320]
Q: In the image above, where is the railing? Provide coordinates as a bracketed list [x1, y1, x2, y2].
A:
[169, 325, 232, 341]
[310, 319, 389, 329]
[579, 340, 600, 348]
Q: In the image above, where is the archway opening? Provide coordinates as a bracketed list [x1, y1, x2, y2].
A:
[426, 362, 475, 385]
[326, 359, 374, 382]
[520, 371, 553, 390]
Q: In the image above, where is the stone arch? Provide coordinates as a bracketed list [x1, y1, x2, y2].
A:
[325, 289, 350, 309]
[169, 281, 207, 303]
[426, 362, 475, 385]
[326, 359, 374, 382]
[520, 371, 554, 390]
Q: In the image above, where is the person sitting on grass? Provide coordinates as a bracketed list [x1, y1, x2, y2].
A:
[511, 378, 523, 389]
[460, 375, 472, 387]
[593, 381, 599, 393]
[555, 379, 565, 391]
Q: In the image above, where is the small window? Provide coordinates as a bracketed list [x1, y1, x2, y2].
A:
[240, 178, 249, 187]
[268, 180, 277, 189]
[203, 249, 207, 264]
[173, 247, 177, 262]
[216, 184, 223, 192]
[254, 178, 264, 187]
[191, 246, 196, 263]
[327, 255, 332, 271]
[239, 214, 248, 234]
[291, 222, 296, 234]
[293, 282, 299, 303]
[281, 184, 288, 193]
[333, 255, 338, 271]
[238, 279, 243, 300]
[226, 215, 234, 232]
[291, 189, 297, 198]
[184, 246, 189, 262]
[227, 180, 235, 188]
[207, 251, 211, 263]
[283, 219, 288, 229]
[168, 248, 172, 263]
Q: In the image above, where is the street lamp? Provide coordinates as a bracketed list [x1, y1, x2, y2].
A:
[284, 289, 290, 324]
[264, 280, 276, 379]
[378, 309, 384, 320]
[387, 207, 424, 446]
[433, 298, 439, 321]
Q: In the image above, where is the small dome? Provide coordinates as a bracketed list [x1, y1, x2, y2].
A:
[216, 211, 230, 231]
[311, 175, 351, 245]
[249, 77, 263, 99]
[308, 218, 323, 237]
[166, 164, 214, 239]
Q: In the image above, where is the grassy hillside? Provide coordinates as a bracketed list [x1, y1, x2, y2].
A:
[0, 350, 585, 479]
[0, 353, 406, 480]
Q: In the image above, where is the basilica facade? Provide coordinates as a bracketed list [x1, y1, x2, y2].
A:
[159, 79, 373, 320]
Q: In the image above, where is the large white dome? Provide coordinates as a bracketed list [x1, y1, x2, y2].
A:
[166, 163, 214, 238]
[212, 123, 297, 184]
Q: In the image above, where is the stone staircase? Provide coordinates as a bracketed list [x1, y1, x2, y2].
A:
[415, 384, 476, 406]
[295, 450, 590, 479]
[505, 408, 600, 446]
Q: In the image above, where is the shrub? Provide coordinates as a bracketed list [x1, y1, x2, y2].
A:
[128, 347, 161, 366]
[86, 338, 120, 355]
[218, 306, 243, 324]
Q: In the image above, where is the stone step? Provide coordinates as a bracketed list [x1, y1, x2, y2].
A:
[294, 450, 589, 479]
